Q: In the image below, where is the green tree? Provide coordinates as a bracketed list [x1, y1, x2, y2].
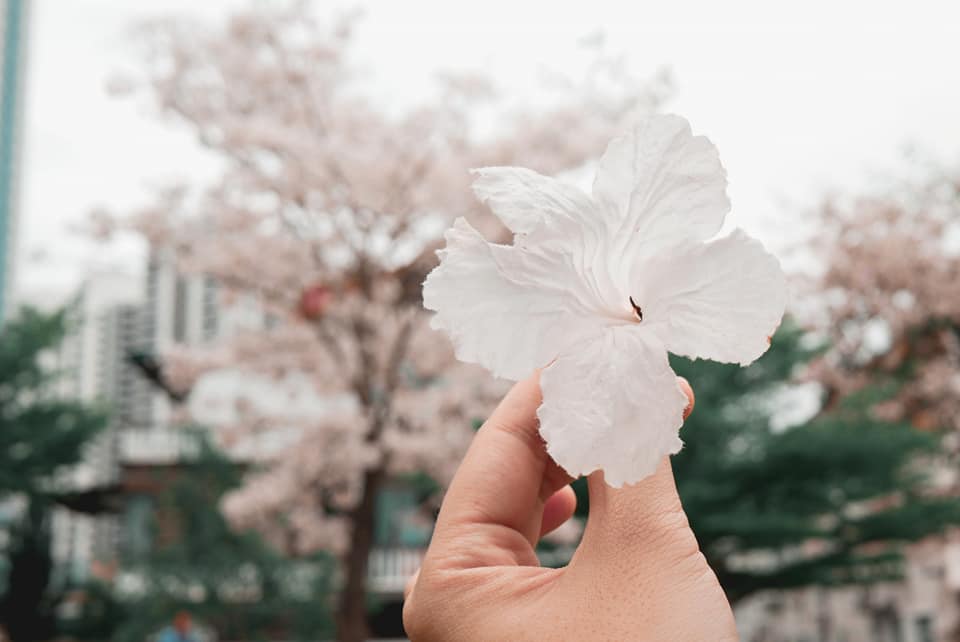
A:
[670, 322, 960, 603]
[96, 433, 336, 642]
[0, 308, 107, 641]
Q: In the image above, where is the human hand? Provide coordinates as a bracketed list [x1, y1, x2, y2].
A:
[403, 374, 737, 641]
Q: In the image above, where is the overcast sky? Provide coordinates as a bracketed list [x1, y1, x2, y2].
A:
[15, 0, 960, 306]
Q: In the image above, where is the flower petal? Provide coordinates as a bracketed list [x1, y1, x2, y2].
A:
[633, 230, 787, 366]
[592, 114, 730, 258]
[538, 327, 688, 487]
[471, 166, 596, 239]
[472, 167, 627, 316]
[422, 217, 597, 381]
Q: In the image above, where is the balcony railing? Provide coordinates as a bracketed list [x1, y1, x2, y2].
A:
[119, 428, 199, 464]
[367, 547, 425, 596]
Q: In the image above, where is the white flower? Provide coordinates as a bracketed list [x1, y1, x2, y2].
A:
[423, 114, 786, 487]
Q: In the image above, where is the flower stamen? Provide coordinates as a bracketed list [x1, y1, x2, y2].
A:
[629, 296, 643, 322]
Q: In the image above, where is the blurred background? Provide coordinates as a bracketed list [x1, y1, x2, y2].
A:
[1, 1, 959, 640]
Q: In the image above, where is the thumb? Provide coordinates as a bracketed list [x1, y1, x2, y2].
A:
[559, 379, 738, 641]
[571, 378, 697, 570]
[580, 458, 688, 555]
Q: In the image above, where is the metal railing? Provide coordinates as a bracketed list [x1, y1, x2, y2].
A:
[367, 547, 424, 596]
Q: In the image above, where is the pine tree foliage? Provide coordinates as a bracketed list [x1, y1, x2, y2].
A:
[671, 322, 960, 603]
[0, 308, 107, 641]
[81, 434, 336, 642]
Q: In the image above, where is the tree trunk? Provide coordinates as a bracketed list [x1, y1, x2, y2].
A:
[336, 468, 385, 642]
[0, 500, 54, 642]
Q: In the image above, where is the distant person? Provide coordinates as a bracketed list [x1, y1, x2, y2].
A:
[158, 611, 198, 642]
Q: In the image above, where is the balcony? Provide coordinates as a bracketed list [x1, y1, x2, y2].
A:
[119, 428, 199, 464]
[367, 547, 424, 596]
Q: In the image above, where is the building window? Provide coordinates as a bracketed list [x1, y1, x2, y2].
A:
[202, 276, 218, 340]
[915, 615, 934, 642]
[870, 606, 902, 642]
[122, 494, 154, 560]
[173, 276, 188, 343]
[373, 486, 432, 548]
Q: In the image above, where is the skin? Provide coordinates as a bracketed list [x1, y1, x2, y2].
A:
[403, 374, 738, 641]
[173, 612, 192, 636]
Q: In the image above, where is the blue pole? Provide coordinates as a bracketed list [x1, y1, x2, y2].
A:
[0, 0, 25, 320]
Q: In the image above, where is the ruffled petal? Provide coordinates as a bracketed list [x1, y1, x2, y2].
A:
[592, 114, 730, 261]
[422, 218, 598, 381]
[471, 169, 624, 316]
[537, 327, 688, 487]
[471, 167, 596, 239]
[631, 230, 787, 366]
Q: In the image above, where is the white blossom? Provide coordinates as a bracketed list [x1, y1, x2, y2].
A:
[424, 114, 786, 487]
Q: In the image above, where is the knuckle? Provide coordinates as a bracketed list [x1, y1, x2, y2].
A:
[402, 597, 433, 641]
[402, 566, 460, 640]
[644, 506, 704, 568]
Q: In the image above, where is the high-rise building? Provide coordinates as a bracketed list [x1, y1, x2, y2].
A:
[50, 273, 152, 583]
[0, 0, 28, 320]
[140, 248, 221, 433]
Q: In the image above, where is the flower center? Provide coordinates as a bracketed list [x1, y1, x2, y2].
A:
[629, 296, 643, 322]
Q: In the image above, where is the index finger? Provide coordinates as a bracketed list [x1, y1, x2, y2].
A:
[427, 373, 571, 567]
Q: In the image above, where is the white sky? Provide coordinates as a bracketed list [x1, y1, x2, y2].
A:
[15, 0, 960, 305]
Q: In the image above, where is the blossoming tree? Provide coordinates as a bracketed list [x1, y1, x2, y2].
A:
[811, 167, 960, 438]
[105, 5, 667, 639]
